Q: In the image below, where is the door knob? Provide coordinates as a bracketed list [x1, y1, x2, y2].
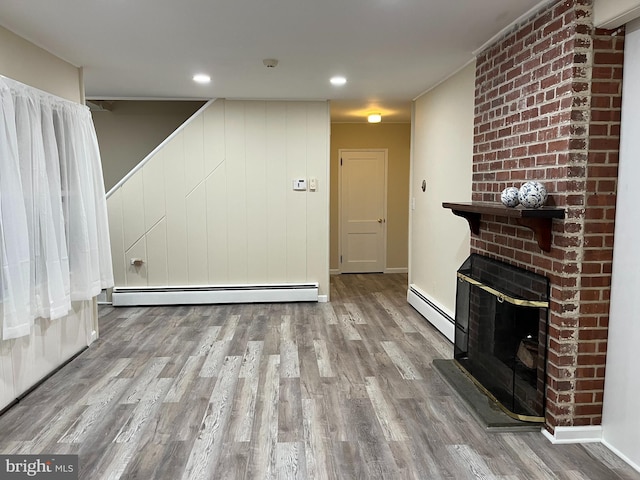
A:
[377, 218, 383, 223]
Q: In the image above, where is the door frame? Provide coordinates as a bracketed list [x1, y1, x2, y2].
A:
[338, 148, 388, 274]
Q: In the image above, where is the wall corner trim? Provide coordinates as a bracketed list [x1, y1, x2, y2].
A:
[541, 426, 603, 444]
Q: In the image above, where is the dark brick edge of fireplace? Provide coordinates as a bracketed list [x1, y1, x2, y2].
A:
[470, 0, 623, 432]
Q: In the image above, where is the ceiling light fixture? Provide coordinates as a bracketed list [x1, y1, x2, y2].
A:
[368, 113, 382, 123]
[193, 74, 211, 84]
[330, 76, 347, 86]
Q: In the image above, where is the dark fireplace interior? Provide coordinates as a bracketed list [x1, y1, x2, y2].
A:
[454, 254, 549, 421]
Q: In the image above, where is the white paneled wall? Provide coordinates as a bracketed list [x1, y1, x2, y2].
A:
[1, 300, 96, 410]
[107, 99, 330, 296]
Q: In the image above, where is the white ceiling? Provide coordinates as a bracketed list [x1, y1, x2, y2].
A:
[0, 0, 545, 122]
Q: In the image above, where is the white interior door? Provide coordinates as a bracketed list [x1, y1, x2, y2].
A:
[339, 150, 387, 273]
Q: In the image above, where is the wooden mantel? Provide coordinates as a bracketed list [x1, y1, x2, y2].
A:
[442, 202, 565, 252]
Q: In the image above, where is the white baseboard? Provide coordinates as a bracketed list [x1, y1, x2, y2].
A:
[318, 295, 328, 303]
[542, 426, 640, 473]
[331, 268, 408, 275]
[602, 438, 640, 474]
[385, 267, 408, 274]
[541, 426, 603, 444]
[97, 289, 108, 303]
[407, 284, 454, 341]
[112, 283, 319, 306]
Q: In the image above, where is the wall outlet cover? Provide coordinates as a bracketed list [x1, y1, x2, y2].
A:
[293, 179, 307, 190]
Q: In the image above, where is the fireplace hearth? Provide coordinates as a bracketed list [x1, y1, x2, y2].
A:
[454, 254, 549, 422]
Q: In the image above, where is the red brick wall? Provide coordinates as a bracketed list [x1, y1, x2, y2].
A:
[471, 0, 624, 431]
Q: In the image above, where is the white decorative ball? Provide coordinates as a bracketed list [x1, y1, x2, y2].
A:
[501, 187, 520, 207]
[518, 181, 548, 208]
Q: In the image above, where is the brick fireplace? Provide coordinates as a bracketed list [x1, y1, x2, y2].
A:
[470, 0, 624, 433]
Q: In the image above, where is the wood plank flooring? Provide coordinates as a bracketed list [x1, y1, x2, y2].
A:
[1, 274, 639, 479]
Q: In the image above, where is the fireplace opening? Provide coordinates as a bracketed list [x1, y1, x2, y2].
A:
[454, 254, 549, 422]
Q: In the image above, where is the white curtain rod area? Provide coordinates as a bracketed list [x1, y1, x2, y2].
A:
[0, 75, 113, 340]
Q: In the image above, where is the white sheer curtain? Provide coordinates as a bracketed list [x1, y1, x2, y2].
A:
[0, 76, 113, 340]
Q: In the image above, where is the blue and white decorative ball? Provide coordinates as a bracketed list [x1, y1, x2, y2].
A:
[501, 187, 520, 207]
[518, 181, 548, 208]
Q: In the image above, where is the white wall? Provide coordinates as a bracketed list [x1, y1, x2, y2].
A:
[0, 27, 97, 411]
[408, 63, 475, 330]
[0, 25, 82, 103]
[329, 123, 411, 272]
[601, 17, 640, 472]
[108, 99, 330, 297]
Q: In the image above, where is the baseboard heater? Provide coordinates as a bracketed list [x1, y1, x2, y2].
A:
[111, 283, 319, 306]
[407, 284, 455, 342]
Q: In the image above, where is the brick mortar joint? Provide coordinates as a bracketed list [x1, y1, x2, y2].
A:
[561, 11, 597, 314]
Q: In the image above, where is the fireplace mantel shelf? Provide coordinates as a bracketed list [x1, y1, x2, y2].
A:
[442, 202, 565, 252]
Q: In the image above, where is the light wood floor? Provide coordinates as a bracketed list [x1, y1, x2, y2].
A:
[1, 274, 638, 479]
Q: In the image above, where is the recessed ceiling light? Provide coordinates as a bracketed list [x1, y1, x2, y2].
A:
[193, 74, 211, 84]
[330, 76, 347, 86]
[368, 113, 382, 123]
